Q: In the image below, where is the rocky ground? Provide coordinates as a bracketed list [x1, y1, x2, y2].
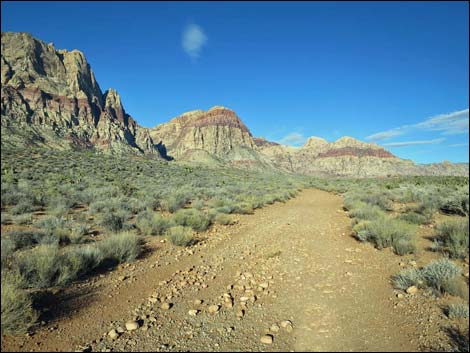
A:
[1, 189, 468, 352]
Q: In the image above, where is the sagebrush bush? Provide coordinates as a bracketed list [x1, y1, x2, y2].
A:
[445, 303, 469, 319]
[98, 232, 142, 264]
[14, 244, 64, 288]
[164, 192, 190, 213]
[353, 217, 416, 255]
[2, 229, 46, 250]
[1, 271, 38, 334]
[99, 210, 130, 232]
[392, 268, 423, 290]
[172, 209, 210, 232]
[421, 258, 461, 294]
[166, 226, 195, 246]
[398, 211, 431, 225]
[433, 218, 469, 259]
[214, 213, 234, 225]
[135, 210, 171, 236]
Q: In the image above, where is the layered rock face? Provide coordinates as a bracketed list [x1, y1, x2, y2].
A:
[149, 106, 263, 165]
[256, 136, 468, 177]
[1, 32, 159, 155]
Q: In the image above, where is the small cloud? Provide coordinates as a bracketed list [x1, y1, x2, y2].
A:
[366, 109, 469, 141]
[278, 132, 306, 146]
[382, 138, 445, 147]
[366, 128, 406, 141]
[182, 24, 207, 59]
[448, 142, 469, 147]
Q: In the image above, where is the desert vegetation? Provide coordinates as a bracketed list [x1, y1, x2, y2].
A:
[0, 146, 307, 333]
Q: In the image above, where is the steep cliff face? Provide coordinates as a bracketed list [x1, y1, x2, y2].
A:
[1, 32, 159, 155]
[150, 106, 257, 158]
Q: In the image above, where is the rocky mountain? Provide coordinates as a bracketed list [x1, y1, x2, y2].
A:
[1, 32, 160, 155]
[1, 32, 467, 177]
[149, 106, 274, 169]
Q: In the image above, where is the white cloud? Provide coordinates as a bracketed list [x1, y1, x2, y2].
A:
[448, 142, 469, 147]
[278, 132, 306, 146]
[182, 24, 207, 59]
[382, 138, 445, 147]
[366, 109, 469, 141]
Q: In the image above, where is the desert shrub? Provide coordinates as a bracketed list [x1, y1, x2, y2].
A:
[98, 232, 142, 264]
[353, 217, 416, 255]
[233, 202, 254, 215]
[349, 202, 386, 221]
[214, 213, 234, 225]
[11, 213, 33, 225]
[69, 224, 90, 244]
[392, 268, 423, 290]
[135, 210, 170, 236]
[1, 271, 38, 334]
[398, 211, 431, 225]
[1, 238, 15, 268]
[2, 229, 46, 250]
[445, 303, 469, 319]
[1, 213, 11, 225]
[166, 226, 195, 246]
[99, 210, 130, 232]
[433, 218, 469, 259]
[421, 258, 461, 294]
[14, 244, 64, 288]
[172, 209, 210, 232]
[164, 191, 190, 213]
[440, 191, 469, 216]
[61, 246, 103, 280]
[10, 201, 38, 215]
[359, 192, 393, 211]
[192, 199, 204, 210]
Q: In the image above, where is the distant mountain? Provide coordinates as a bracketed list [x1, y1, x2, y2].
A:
[1, 32, 468, 177]
[1, 32, 161, 156]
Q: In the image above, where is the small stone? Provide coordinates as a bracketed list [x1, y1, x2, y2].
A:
[194, 299, 203, 305]
[406, 286, 418, 295]
[118, 275, 127, 281]
[240, 296, 250, 302]
[208, 305, 220, 314]
[260, 334, 273, 344]
[161, 303, 172, 310]
[236, 309, 244, 318]
[125, 321, 139, 331]
[280, 320, 292, 328]
[396, 293, 404, 299]
[270, 324, 280, 333]
[188, 309, 199, 316]
[409, 260, 417, 267]
[108, 329, 119, 340]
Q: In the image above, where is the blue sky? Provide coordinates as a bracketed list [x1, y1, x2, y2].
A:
[2, 1, 468, 163]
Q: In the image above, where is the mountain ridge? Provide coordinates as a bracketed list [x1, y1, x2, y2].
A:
[1, 32, 468, 177]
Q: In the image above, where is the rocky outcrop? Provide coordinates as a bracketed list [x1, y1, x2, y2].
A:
[257, 136, 468, 177]
[150, 106, 257, 158]
[1, 32, 160, 155]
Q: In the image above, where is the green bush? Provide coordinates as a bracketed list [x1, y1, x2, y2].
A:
[135, 210, 171, 236]
[166, 226, 195, 246]
[172, 209, 210, 232]
[433, 218, 469, 259]
[1, 271, 38, 334]
[353, 217, 416, 255]
[2, 229, 46, 250]
[445, 303, 469, 319]
[98, 232, 142, 264]
[398, 211, 431, 225]
[164, 192, 190, 213]
[392, 267, 423, 290]
[214, 213, 234, 225]
[14, 244, 65, 288]
[421, 258, 461, 294]
[99, 210, 130, 232]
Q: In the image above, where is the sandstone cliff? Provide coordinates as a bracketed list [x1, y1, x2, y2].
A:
[1, 32, 160, 155]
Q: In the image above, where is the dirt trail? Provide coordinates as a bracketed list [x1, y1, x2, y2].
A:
[3, 189, 426, 352]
